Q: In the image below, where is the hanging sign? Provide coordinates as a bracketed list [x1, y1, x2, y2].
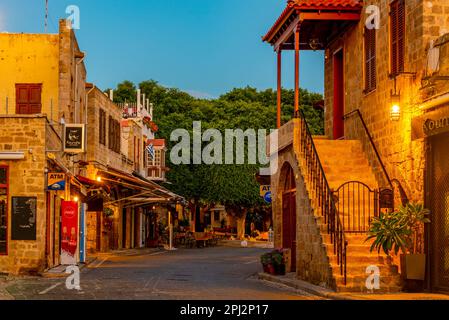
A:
[412, 105, 449, 140]
[47, 173, 66, 191]
[61, 201, 79, 265]
[64, 124, 85, 153]
[260, 185, 272, 203]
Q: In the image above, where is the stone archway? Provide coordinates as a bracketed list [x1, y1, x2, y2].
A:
[279, 162, 297, 271]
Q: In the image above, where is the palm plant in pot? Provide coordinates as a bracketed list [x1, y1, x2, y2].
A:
[367, 203, 430, 282]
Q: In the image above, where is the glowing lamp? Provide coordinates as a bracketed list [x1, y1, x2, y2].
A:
[96, 176, 102, 182]
[390, 104, 401, 121]
[73, 196, 79, 202]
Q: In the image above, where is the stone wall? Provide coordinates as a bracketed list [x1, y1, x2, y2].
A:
[86, 87, 126, 171]
[270, 120, 333, 287]
[324, 0, 449, 203]
[0, 116, 58, 274]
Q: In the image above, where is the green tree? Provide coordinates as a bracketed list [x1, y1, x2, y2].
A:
[111, 80, 324, 236]
[113, 80, 137, 103]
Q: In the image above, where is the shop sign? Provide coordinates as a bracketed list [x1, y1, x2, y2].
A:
[47, 173, 66, 191]
[260, 185, 272, 203]
[64, 124, 85, 153]
[412, 106, 449, 140]
[61, 201, 79, 265]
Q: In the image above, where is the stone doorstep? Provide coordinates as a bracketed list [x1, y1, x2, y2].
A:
[258, 273, 449, 300]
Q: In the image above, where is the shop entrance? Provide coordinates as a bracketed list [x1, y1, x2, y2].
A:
[429, 132, 449, 291]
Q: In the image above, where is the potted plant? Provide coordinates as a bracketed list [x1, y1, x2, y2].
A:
[367, 203, 430, 282]
[271, 249, 286, 276]
[260, 252, 275, 275]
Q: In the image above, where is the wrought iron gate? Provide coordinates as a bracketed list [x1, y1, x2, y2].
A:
[333, 182, 394, 234]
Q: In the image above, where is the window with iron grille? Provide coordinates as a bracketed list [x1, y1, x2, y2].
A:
[364, 26, 376, 93]
[390, 0, 405, 76]
[99, 109, 106, 146]
[0, 166, 8, 255]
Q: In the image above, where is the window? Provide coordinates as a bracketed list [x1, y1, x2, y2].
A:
[0, 166, 8, 255]
[99, 109, 106, 146]
[364, 26, 376, 92]
[108, 117, 121, 154]
[390, 0, 405, 76]
[15, 84, 42, 114]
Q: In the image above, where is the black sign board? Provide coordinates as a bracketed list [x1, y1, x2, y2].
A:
[11, 197, 37, 241]
[64, 124, 85, 153]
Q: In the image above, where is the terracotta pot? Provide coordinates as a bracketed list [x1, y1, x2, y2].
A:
[401, 254, 426, 280]
[267, 264, 276, 275]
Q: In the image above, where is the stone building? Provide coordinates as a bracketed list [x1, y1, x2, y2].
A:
[0, 19, 181, 275]
[0, 20, 87, 274]
[264, 0, 449, 293]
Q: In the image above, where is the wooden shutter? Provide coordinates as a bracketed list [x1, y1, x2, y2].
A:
[109, 116, 113, 150]
[15, 84, 42, 114]
[390, 0, 405, 76]
[365, 26, 376, 92]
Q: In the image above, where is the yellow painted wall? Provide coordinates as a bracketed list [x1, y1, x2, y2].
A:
[0, 33, 59, 122]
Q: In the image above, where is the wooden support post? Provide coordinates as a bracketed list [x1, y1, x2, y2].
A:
[294, 24, 301, 115]
[277, 49, 282, 129]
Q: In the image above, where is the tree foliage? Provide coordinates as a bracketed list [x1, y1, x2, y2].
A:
[109, 80, 324, 216]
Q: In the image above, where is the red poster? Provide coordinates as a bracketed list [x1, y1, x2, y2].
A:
[61, 201, 78, 265]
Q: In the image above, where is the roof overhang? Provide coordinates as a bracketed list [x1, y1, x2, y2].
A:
[263, 0, 363, 51]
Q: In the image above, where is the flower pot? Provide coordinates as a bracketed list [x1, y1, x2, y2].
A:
[401, 254, 426, 280]
[267, 264, 276, 275]
[262, 264, 269, 273]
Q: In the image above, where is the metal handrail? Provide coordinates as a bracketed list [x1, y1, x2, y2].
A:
[343, 109, 394, 189]
[298, 110, 348, 285]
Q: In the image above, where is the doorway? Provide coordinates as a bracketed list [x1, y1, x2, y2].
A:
[281, 164, 297, 271]
[333, 49, 345, 140]
[429, 132, 449, 291]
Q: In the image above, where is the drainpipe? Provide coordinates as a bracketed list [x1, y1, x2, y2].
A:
[75, 52, 86, 124]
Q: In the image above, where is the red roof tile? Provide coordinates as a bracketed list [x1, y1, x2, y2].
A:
[147, 139, 166, 147]
[293, 0, 362, 9]
[263, 0, 363, 42]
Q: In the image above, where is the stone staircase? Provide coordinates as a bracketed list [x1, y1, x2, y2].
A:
[298, 136, 402, 293]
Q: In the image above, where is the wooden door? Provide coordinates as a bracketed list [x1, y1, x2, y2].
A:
[333, 50, 344, 139]
[283, 191, 297, 271]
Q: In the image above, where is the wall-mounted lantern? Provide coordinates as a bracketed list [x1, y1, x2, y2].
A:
[390, 77, 401, 121]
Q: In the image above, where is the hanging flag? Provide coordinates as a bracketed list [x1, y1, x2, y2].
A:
[146, 143, 155, 160]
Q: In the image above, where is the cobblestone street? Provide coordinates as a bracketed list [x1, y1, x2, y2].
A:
[1, 247, 322, 300]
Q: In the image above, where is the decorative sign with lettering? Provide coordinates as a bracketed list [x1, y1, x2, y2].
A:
[412, 106, 449, 140]
[64, 124, 85, 153]
[11, 197, 37, 241]
[61, 201, 79, 265]
[47, 172, 66, 191]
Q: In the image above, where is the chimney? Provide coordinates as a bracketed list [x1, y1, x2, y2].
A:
[147, 99, 150, 114]
[109, 89, 114, 101]
[142, 94, 146, 111]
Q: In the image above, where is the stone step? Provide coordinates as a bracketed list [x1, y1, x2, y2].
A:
[330, 263, 399, 275]
[333, 275, 402, 293]
[328, 253, 391, 265]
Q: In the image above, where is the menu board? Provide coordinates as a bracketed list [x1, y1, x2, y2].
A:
[11, 197, 37, 240]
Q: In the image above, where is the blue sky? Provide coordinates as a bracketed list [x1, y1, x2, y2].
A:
[0, 0, 324, 98]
